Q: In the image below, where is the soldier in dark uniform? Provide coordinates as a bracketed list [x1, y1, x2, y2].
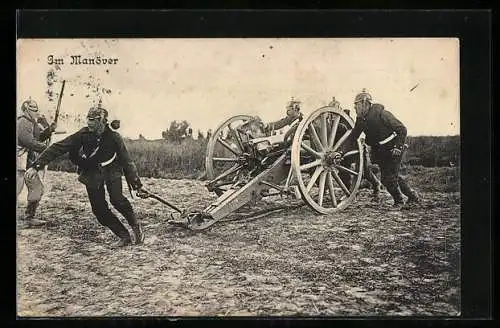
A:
[346, 89, 419, 208]
[240, 97, 302, 141]
[25, 107, 149, 246]
[265, 98, 303, 135]
[337, 107, 382, 201]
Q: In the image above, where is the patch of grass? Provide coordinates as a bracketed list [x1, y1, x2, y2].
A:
[126, 138, 207, 179]
[404, 165, 460, 193]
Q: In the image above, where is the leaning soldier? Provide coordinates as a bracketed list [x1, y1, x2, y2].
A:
[264, 97, 303, 142]
[25, 106, 149, 247]
[344, 89, 419, 209]
[338, 107, 382, 202]
[240, 97, 303, 140]
[17, 99, 57, 227]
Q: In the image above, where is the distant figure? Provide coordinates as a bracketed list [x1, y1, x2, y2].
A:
[328, 96, 341, 108]
[345, 89, 420, 209]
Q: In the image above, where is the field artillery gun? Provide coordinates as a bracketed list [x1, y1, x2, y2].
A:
[146, 101, 366, 231]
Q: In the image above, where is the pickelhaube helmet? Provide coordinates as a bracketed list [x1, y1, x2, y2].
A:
[329, 96, 340, 107]
[87, 107, 108, 120]
[354, 88, 373, 104]
[21, 99, 39, 112]
[287, 97, 301, 110]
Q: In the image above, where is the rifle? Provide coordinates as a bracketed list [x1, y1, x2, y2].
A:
[42, 80, 65, 180]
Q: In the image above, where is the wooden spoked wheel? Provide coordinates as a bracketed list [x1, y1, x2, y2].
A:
[205, 115, 254, 193]
[291, 106, 364, 214]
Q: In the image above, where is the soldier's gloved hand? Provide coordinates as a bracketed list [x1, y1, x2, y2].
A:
[136, 188, 150, 199]
[25, 167, 39, 181]
[390, 147, 403, 157]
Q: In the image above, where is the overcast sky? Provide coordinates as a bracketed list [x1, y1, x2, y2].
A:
[17, 38, 459, 141]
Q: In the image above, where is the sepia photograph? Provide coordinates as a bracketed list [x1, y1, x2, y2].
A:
[16, 37, 460, 317]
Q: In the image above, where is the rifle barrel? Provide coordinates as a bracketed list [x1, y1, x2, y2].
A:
[42, 80, 65, 181]
[54, 80, 66, 124]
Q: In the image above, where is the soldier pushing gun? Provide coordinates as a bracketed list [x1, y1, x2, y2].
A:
[331, 98, 382, 202]
[344, 89, 420, 210]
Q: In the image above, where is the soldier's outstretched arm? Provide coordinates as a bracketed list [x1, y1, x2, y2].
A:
[344, 118, 363, 147]
[17, 118, 48, 152]
[266, 116, 295, 133]
[30, 131, 81, 170]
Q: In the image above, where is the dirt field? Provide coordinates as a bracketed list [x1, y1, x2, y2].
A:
[17, 170, 460, 317]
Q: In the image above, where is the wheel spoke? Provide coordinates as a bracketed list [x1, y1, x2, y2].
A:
[318, 171, 327, 207]
[213, 157, 239, 162]
[308, 124, 324, 152]
[332, 170, 351, 196]
[327, 115, 340, 148]
[327, 172, 337, 207]
[342, 149, 360, 158]
[300, 159, 322, 171]
[301, 142, 322, 159]
[320, 113, 328, 146]
[217, 137, 240, 156]
[228, 125, 244, 152]
[212, 163, 243, 182]
[306, 166, 324, 193]
[336, 164, 359, 176]
[332, 130, 352, 152]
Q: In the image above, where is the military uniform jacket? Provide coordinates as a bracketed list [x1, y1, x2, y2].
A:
[264, 111, 302, 134]
[17, 115, 51, 170]
[31, 125, 142, 190]
[349, 103, 407, 149]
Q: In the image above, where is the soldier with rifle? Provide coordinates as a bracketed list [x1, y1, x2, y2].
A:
[17, 99, 57, 227]
[25, 106, 149, 247]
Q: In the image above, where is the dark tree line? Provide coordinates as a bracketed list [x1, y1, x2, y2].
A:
[160, 120, 213, 144]
[404, 136, 460, 167]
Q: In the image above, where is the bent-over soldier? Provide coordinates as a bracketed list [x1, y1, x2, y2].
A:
[345, 89, 420, 209]
[243, 97, 303, 141]
[17, 99, 57, 227]
[265, 97, 303, 135]
[336, 106, 382, 201]
[25, 107, 149, 246]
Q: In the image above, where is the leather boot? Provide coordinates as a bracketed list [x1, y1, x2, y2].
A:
[131, 222, 145, 245]
[113, 237, 132, 247]
[370, 182, 382, 202]
[386, 185, 405, 208]
[121, 210, 144, 245]
[399, 177, 420, 203]
[23, 201, 46, 227]
[102, 215, 132, 246]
